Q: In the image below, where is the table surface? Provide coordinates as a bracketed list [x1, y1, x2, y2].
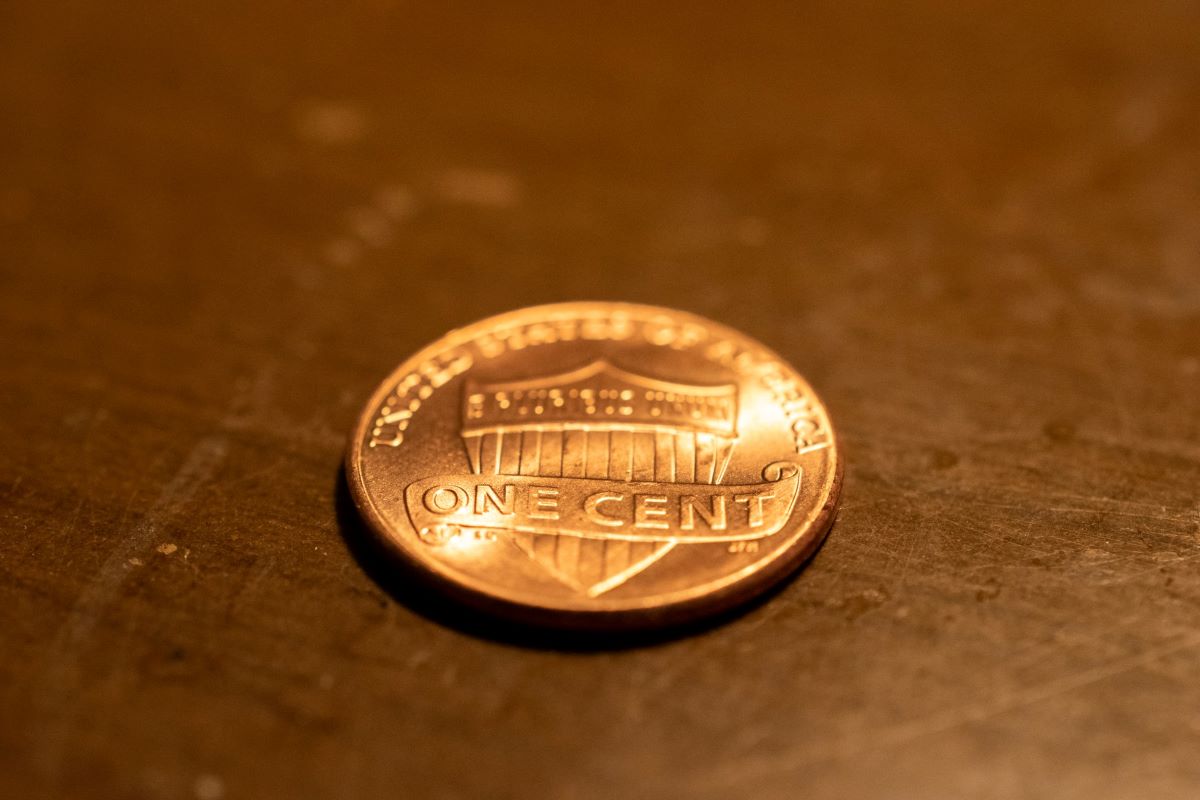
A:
[3, 2, 1199, 798]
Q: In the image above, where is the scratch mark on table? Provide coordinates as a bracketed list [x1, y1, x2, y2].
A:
[695, 630, 1200, 790]
[34, 434, 228, 779]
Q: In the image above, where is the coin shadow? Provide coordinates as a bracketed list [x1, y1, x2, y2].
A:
[333, 464, 790, 652]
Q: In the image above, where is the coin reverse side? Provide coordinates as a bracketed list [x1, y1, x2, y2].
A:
[346, 303, 841, 628]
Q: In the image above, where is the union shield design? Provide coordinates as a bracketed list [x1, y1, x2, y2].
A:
[406, 360, 801, 596]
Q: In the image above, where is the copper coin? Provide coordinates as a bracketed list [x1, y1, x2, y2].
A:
[346, 302, 841, 629]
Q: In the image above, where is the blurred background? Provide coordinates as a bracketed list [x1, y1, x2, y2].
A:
[2, 2, 1199, 798]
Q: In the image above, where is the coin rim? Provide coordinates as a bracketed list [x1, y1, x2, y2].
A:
[345, 301, 842, 629]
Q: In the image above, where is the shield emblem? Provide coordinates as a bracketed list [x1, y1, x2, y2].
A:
[460, 360, 738, 596]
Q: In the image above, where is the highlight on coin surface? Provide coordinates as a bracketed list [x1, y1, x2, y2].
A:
[346, 302, 841, 629]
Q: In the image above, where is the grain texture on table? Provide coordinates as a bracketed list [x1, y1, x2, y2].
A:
[2, 2, 1199, 799]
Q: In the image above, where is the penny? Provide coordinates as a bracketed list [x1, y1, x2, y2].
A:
[346, 302, 842, 629]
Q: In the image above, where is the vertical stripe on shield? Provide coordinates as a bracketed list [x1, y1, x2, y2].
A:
[460, 422, 733, 596]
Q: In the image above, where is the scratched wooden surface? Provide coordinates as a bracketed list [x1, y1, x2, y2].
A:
[3, 2, 1200, 798]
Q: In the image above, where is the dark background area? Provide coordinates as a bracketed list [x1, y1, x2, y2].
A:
[3, 2, 1199, 798]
